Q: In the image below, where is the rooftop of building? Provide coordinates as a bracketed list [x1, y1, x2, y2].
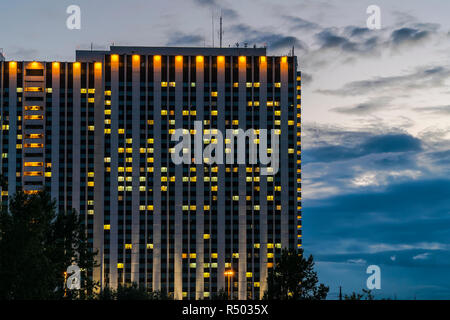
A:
[75, 45, 269, 62]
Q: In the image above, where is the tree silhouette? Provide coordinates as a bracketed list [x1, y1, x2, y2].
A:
[0, 190, 97, 299]
[264, 248, 329, 300]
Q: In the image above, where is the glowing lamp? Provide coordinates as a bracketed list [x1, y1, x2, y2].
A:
[239, 56, 246, 63]
[217, 56, 225, 63]
[111, 54, 119, 62]
[196, 56, 204, 63]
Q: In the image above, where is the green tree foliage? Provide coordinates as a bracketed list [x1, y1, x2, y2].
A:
[264, 249, 329, 300]
[0, 190, 97, 299]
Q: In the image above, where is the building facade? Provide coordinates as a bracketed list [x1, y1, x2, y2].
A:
[0, 46, 301, 299]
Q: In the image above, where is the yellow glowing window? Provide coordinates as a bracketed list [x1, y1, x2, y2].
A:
[117, 263, 124, 269]
[104, 128, 111, 134]
[161, 82, 168, 87]
[190, 263, 196, 268]
[104, 110, 111, 115]
[25, 106, 42, 111]
[232, 253, 239, 258]
[169, 82, 176, 87]
[267, 195, 274, 201]
[203, 234, 210, 240]
[80, 88, 87, 94]
[125, 244, 132, 250]
[246, 272, 253, 278]
[147, 205, 154, 210]
[191, 82, 196, 87]
[105, 90, 111, 96]
[190, 253, 197, 259]
[147, 244, 153, 249]
[233, 82, 239, 88]
[24, 171, 43, 176]
[161, 110, 167, 116]
[24, 143, 43, 148]
[275, 82, 281, 88]
[25, 87, 43, 92]
[88, 89, 95, 94]
[104, 224, 110, 230]
[254, 243, 260, 249]
[44, 172, 51, 177]
[16, 88, 23, 93]
[211, 91, 218, 97]
[88, 98, 95, 103]
[88, 126, 95, 131]
[88, 182, 94, 187]
[24, 115, 43, 120]
[105, 100, 111, 106]
[204, 273, 210, 278]
[267, 253, 274, 258]
[104, 157, 111, 163]
[24, 162, 43, 167]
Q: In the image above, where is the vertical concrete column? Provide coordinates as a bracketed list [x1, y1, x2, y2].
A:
[259, 56, 268, 299]
[174, 55, 183, 300]
[8, 62, 17, 196]
[51, 63, 61, 204]
[131, 55, 141, 284]
[110, 54, 120, 289]
[216, 56, 226, 292]
[72, 62, 81, 214]
[238, 56, 247, 300]
[93, 61, 105, 288]
[152, 55, 162, 291]
[195, 55, 205, 300]
[280, 58, 289, 249]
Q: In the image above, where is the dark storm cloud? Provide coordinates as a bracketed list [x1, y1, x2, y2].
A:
[166, 33, 204, 46]
[305, 178, 450, 257]
[414, 105, 450, 115]
[318, 66, 450, 96]
[332, 97, 391, 115]
[191, 0, 239, 19]
[229, 23, 308, 52]
[283, 15, 320, 31]
[391, 27, 432, 46]
[304, 133, 422, 163]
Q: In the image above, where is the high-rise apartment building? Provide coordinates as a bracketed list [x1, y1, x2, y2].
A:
[0, 46, 301, 299]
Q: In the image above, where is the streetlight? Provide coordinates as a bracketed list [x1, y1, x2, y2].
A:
[224, 269, 234, 299]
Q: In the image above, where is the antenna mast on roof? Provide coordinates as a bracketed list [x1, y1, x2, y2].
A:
[212, 10, 215, 47]
[219, 13, 223, 48]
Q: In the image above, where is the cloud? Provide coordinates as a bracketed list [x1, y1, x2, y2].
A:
[347, 258, 367, 265]
[304, 133, 421, 163]
[318, 65, 450, 96]
[391, 27, 431, 46]
[283, 15, 320, 31]
[228, 23, 309, 53]
[191, 0, 239, 19]
[413, 253, 431, 260]
[414, 105, 450, 115]
[331, 97, 392, 115]
[166, 32, 204, 46]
